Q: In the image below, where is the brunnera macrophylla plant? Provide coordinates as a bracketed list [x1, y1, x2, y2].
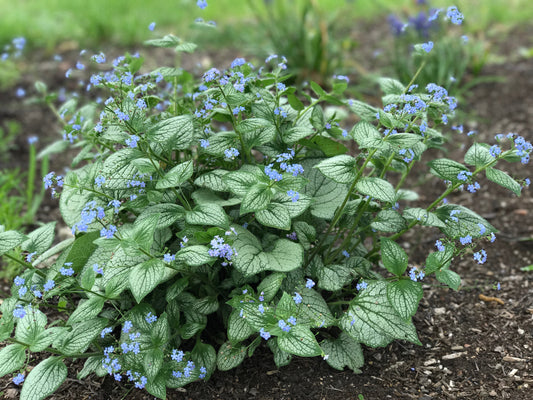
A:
[1, 16, 532, 400]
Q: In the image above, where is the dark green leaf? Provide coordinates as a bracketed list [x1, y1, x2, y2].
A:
[20, 357, 67, 400]
[381, 238, 408, 276]
[387, 280, 423, 320]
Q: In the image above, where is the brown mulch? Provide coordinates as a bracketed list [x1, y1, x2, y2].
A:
[1, 20, 532, 400]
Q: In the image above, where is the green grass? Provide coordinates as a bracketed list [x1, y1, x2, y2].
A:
[2, 0, 531, 51]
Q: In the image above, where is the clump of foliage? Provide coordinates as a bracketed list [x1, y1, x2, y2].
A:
[0, 5, 531, 400]
[386, 2, 487, 94]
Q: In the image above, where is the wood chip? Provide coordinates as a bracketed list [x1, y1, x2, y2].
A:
[503, 355, 527, 362]
[479, 294, 505, 305]
[442, 352, 467, 360]
[266, 370, 279, 375]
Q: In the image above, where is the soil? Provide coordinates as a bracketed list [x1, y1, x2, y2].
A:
[1, 19, 532, 400]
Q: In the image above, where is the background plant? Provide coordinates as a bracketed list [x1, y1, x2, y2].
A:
[0, 5, 531, 400]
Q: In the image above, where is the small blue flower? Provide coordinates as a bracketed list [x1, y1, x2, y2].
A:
[457, 170, 472, 182]
[446, 6, 464, 25]
[13, 305, 26, 319]
[13, 373, 25, 385]
[293, 292, 302, 304]
[305, 278, 315, 289]
[356, 281, 368, 291]
[123, 321, 133, 333]
[421, 41, 433, 53]
[232, 106, 245, 115]
[342, 250, 350, 258]
[100, 225, 117, 239]
[435, 240, 445, 252]
[231, 58, 245, 68]
[287, 316, 297, 325]
[18, 286, 28, 297]
[125, 135, 140, 148]
[258, 304, 265, 314]
[478, 223, 486, 235]
[200, 139, 210, 148]
[278, 319, 291, 332]
[259, 327, 271, 340]
[171, 349, 185, 362]
[101, 327, 113, 338]
[224, 147, 239, 159]
[163, 253, 175, 263]
[473, 249, 487, 264]
[60, 266, 75, 276]
[43, 280, 55, 291]
[14, 276, 25, 286]
[197, 0, 207, 9]
[459, 235, 472, 245]
[95, 175, 106, 188]
[287, 190, 299, 202]
[277, 82, 286, 91]
[496, 282, 501, 291]
[148, 22, 156, 31]
[145, 312, 157, 324]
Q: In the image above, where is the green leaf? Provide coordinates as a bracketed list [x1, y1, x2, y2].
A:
[136, 203, 185, 228]
[21, 222, 56, 254]
[185, 204, 229, 228]
[238, 118, 276, 147]
[377, 77, 405, 95]
[277, 325, 322, 357]
[314, 155, 357, 184]
[340, 281, 420, 347]
[217, 341, 247, 371]
[293, 221, 316, 250]
[287, 93, 305, 111]
[67, 296, 105, 325]
[257, 272, 285, 302]
[428, 158, 469, 183]
[464, 143, 494, 167]
[256, 203, 291, 230]
[302, 159, 348, 220]
[355, 177, 395, 204]
[233, 232, 304, 277]
[310, 81, 327, 98]
[58, 319, 107, 356]
[222, 170, 257, 197]
[227, 309, 255, 342]
[240, 184, 272, 214]
[434, 204, 497, 238]
[402, 208, 446, 228]
[77, 356, 105, 380]
[193, 296, 219, 315]
[144, 34, 184, 47]
[384, 133, 422, 148]
[267, 338, 292, 367]
[436, 268, 461, 290]
[15, 307, 47, 348]
[321, 332, 364, 372]
[20, 357, 67, 400]
[0, 344, 26, 377]
[129, 259, 167, 303]
[176, 245, 212, 266]
[387, 280, 423, 320]
[283, 126, 313, 143]
[191, 342, 217, 380]
[272, 192, 311, 218]
[143, 348, 164, 381]
[425, 245, 454, 275]
[194, 169, 229, 192]
[312, 136, 349, 157]
[156, 160, 193, 189]
[101, 148, 142, 189]
[350, 121, 383, 150]
[147, 115, 193, 150]
[371, 210, 407, 232]
[317, 264, 352, 291]
[0, 230, 27, 256]
[145, 373, 167, 400]
[298, 289, 335, 328]
[486, 167, 522, 196]
[381, 238, 408, 276]
[348, 100, 379, 121]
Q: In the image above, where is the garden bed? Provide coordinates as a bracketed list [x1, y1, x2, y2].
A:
[0, 21, 532, 400]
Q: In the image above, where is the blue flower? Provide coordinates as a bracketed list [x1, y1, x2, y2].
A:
[287, 190, 299, 202]
[446, 6, 464, 25]
[356, 281, 368, 291]
[14, 276, 25, 286]
[287, 316, 297, 325]
[43, 280, 55, 291]
[171, 349, 185, 362]
[457, 170, 472, 182]
[224, 147, 239, 159]
[421, 41, 433, 53]
[95, 175, 106, 188]
[18, 286, 28, 297]
[342, 250, 350, 258]
[125, 135, 140, 148]
[148, 22, 156, 31]
[101, 327, 113, 338]
[435, 240, 445, 252]
[305, 278, 315, 289]
[265, 164, 283, 181]
[123, 321, 133, 333]
[278, 319, 291, 332]
[60, 266, 75, 276]
[459, 235, 472, 245]
[231, 58, 245, 68]
[258, 304, 265, 314]
[13, 305, 26, 319]
[260, 328, 271, 340]
[197, 0, 208, 9]
[473, 249, 487, 264]
[277, 82, 286, 91]
[145, 312, 157, 324]
[100, 225, 117, 239]
[293, 292, 302, 304]
[13, 373, 25, 385]
[163, 253, 175, 263]
[232, 106, 245, 115]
